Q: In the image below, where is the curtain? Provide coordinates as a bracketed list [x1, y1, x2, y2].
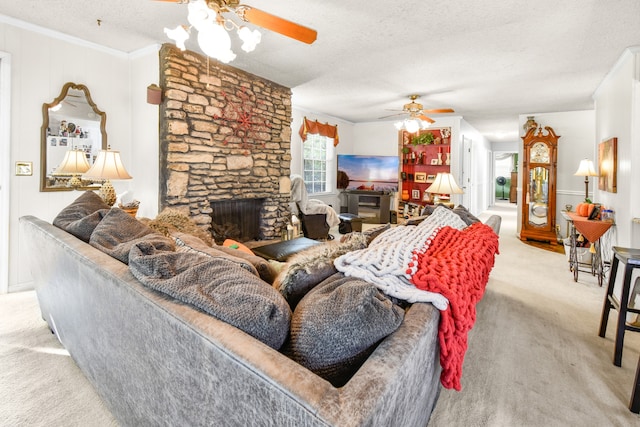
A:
[298, 117, 339, 146]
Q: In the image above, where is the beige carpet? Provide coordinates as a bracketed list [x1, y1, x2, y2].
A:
[1, 204, 639, 426]
[428, 203, 640, 426]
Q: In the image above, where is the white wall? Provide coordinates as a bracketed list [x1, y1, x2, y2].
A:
[0, 21, 156, 292]
[129, 46, 161, 219]
[593, 47, 640, 247]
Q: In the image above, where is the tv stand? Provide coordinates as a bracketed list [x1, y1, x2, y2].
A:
[344, 190, 391, 224]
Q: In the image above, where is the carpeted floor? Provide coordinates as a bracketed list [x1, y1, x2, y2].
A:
[2, 203, 639, 426]
[428, 202, 640, 426]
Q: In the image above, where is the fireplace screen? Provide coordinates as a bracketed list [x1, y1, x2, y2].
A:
[210, 198, 265, 243]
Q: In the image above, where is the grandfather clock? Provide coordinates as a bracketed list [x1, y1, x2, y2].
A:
[520, 126, 559, 245]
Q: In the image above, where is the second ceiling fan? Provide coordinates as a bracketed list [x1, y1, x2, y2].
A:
[380, 94, 454, 124]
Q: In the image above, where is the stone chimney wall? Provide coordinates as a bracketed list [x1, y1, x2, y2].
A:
[159, 44, 292, 240]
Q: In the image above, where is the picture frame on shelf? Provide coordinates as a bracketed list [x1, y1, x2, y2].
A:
[414, 172, 427, 183]
[430, 158, 439, 165]
[427, 174, 436, 183]
[411, 189, 420, 200]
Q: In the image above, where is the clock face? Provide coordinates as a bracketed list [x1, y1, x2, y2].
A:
[530, 142, 550, 163]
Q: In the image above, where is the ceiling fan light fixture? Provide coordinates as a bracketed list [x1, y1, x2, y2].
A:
[238, 26, 261, 52]
[164, 25, 190, 51]
[394, 117, 429, 133]
[197, 20, 236, 63]
[187, 0, 212, 30]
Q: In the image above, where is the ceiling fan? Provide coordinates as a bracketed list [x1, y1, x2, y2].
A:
[379, 94, 454, 124]
[158, 0, 317, 45]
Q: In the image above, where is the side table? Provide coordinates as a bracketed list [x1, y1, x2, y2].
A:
[561, 211, 613, 286]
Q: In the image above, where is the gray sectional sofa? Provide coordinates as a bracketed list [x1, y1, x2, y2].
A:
[20, 194, 500, 426]
[21, 215, 444, 426]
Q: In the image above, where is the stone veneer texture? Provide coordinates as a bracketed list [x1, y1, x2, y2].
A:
[159, 44, 292, 240]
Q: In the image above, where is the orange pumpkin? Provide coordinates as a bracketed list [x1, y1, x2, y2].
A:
[576, 202, 593, 217]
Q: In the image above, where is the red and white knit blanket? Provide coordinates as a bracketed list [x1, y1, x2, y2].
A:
[334, 207, 499, 390]
[411, 223, 499, 390]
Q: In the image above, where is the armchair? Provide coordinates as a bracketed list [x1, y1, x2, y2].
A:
[290, 175, 340, 240]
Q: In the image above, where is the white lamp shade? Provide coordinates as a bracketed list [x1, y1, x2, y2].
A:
[426, 173, 464, 195]
[82, 149, 132, 181]
[53, 149, 90, 175]
[574, 159, 598, 177]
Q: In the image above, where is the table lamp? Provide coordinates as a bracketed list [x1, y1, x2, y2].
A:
[53, 148, 90, 187]
[574, 159, 598, 202]
[82, 146, 132, 206]
[426, 172, 464, 204]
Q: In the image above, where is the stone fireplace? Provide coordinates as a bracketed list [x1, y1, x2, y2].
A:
[158, 44, 292, 241]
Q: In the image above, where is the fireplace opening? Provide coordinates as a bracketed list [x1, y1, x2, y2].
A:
[210, 198, 265, 243]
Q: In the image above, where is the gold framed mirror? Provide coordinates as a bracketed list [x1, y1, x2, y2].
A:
[40, 82, 107, 191]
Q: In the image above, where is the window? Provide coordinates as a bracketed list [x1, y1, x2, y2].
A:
[302, 133, 334, 194]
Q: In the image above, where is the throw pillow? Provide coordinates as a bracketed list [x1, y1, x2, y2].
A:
[90, 208, 175, 264]
[285, 273, 404, 387]
[53, 191, 111, 242]
[129, 241, 291, 350]
[452, 205, 481, 226]
[420, 203, 480, 226]
[362, 223, 391, 245]
[273, 233, 368, 310]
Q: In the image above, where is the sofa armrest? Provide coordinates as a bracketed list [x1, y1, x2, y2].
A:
[484, 214, 502, 235]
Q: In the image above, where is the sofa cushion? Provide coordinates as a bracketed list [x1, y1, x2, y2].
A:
[89, 208, 175, 264]
[286, 273, 404, 386]
[52, 191, 111, 241]
[172, 232, 261, 278]
[129, 241, 291, 350]
[421, 203, 480, 226]
[273, 233, 368, 310]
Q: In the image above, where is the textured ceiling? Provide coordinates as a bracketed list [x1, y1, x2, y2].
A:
[2, 0, 640, 142]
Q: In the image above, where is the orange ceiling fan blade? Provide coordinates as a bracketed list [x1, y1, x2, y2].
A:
[422, 108, 455, 114]
[238, 6, 317, 44]
[417, 114, 436, 123]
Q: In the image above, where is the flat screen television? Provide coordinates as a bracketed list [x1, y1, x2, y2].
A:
[337, 154, 399, 192]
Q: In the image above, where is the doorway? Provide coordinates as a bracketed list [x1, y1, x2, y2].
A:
[494, 152, 517, 206]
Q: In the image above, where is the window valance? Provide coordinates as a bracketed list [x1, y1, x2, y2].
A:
[298, 117, 339, 146]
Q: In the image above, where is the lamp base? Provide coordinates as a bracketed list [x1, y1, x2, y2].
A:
[99, 180, 117, 206]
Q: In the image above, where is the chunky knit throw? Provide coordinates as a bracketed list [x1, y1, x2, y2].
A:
[411, 222, 499, 390]
[334, 206, 499, 390]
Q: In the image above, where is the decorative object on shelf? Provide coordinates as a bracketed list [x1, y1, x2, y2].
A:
[415, 172, 427, 183]
[523, 116, 537, 132]
[411, 132, 434, 146]
[426, 174, 436, 183]
[52, 148, 91, 187]
[162, 0, 316, 64]
[445, 152, 451, 166]
[426, 173, 464, 204]
[82, 146, 132, 206]
[147, 84, 163, 105]
[411, 189, 420, 200]
[598, 137, 617, 193]
[441, 127, 451, 144]
[574, 158, 599, 201]
[401, 189, 410, 201]
[422, 190, 431, 203]
[430, 158, 439, 165]
[520, 125, 559, 245]
[437, 152, 443, 165]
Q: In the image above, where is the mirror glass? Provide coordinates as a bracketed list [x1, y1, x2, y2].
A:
[528, 166, 549, 226]
[40, 82, 107, 191]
